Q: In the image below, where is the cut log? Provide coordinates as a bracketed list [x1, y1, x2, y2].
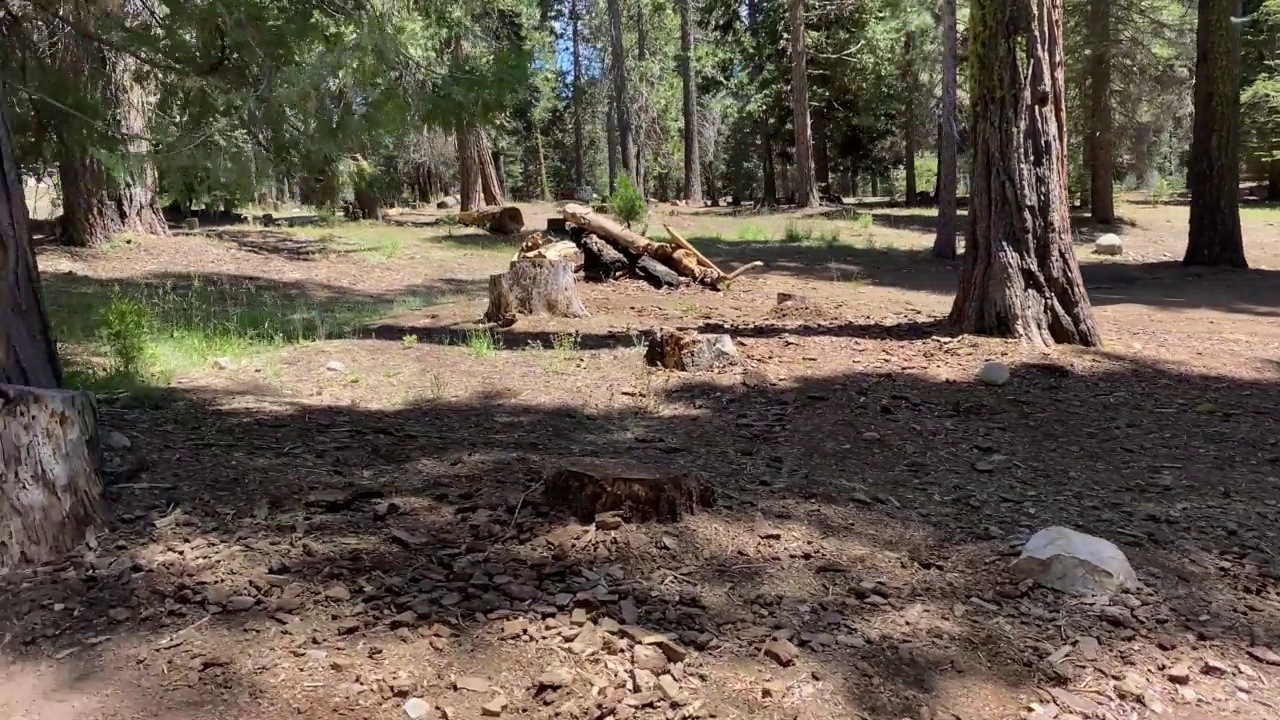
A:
[0, 384, 107, 570]
[483, 258, 589, 327]
[644, 329, 740, 371]
[546, 217, 569, 235]
[436, 195, 460, 209]
[579, 233, 631, 281]
[459, 206, 525, 235]
[635, 255, 684, 289]
[518, 240, 584, 270]
[545, 457, 715, 523]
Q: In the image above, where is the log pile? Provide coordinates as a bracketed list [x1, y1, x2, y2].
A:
[558, 204, 762, 291]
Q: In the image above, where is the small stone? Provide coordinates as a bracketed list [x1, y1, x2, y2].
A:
[1142, 691, 1168, 715]
[754, 520, 782, 540]
[1246, 646, 1280, 666]
[1093, 233, 1124, 256]
[1075, 636, 1100, 661]
[619, 597, 639, 625]
[103, 431, 132, 451]
[456, 676, 492, 693]
[481, 697, 508, 716]
[403, 698, 433, 720]
[1166, 665, 1192, 685]
[502, 618, 530, 638]
[632, 668, 658, 693]
[595, 513, 624, 530]
[1047, 688, 1100, 716]
[763, 639, 799, 667]
[212, 356, 233, 370]
[225, 596, 256, 612]
[835, 634, 866, 648]
[108, 608, 130, 622]
[335, 618, 363, 635]
[762, 680, 786, 699]
[1201, 659, 1231, 677]
[1116, 673, 1145, 699]
[503, 583, 541, 601]
[325, 360, 346, 372]
[205, 586, 233, 606]
[570, 608, 590, 626]
[536, 667, 573, 688]
[330, 658, 355, 671]
[977, 361, 1010, 387]
[633, 645, 668, 673]
[1176, 685, 1197, 702]
[323, 584, 352, 601]
[657, 675, 683, 703]
[429, 623, 455, 638]
[861, 432, 881, 441]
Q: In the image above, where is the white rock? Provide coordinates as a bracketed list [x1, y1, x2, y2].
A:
[1012, 526, 1137, 596]
[1093, 233, 1123, 256]
[211, 356, 233, 370]
[402, 697, 433, 720]
[103, 430, 132, 451]
[325, 360, 346, 372]
[977, 361, 1010, 386]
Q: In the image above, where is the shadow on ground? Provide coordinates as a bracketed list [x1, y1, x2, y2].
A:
[5, 312, 1280, 718]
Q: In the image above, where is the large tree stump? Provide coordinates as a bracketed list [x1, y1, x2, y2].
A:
[545, 458, 715, 523]
[458, 206, 525, 235]
[0, 384, 107, 570]
[645, 329, 740, 371]
[483, 258, 590, 327]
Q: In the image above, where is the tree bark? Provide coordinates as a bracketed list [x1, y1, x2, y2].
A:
[608, 0, 635, 182]
[932, 0, 959, 260]
[950, 0, 1102, 348]
[1185, 0, 1247, 267]
[1269, 159, 1280, 201]
[544, 457, 714, 524]
[1, 83, 62, 388]
[571, 0, 586, 194]
[789, 0, 819, 207]
[680, 0, 703, 203]
[1086, 0, 1116, 223]
[607, 96, 619, 196]
[813, 111, 830, 189]
[476, 128, 505, 206]
[0, 384, 107, 571]
[353, 186, 382, 221]
[902, 31, 918, 207]
[483, 259, 589, 327]
[635, 0, 648, 196]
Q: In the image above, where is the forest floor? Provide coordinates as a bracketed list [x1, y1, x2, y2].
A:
[4, 198, 1280, 720]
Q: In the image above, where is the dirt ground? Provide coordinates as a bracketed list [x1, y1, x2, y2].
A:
[5, 199, 1280, 720]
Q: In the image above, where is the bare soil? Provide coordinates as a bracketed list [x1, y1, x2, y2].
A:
[6, 200, 1280, 720]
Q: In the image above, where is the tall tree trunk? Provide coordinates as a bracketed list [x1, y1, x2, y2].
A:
[534, 129, 551, 201]
[902, 31, 918, 207]
[681, 0, 702, 203]
[476, 129, 505, 206]
[813, 112, 830, 189]
[932, 0, 958, 259]
[789, 0, 819, 207]
[571, 0, 586, 193]
[1185, 0, 1246, 267]
[950, 0, 1101, 348]
[607, 97, 619, 196]
[1, 83, 62, 388]
[635, 0, 648, 195]
[1269, 159, 1280, 201]
[607, 0, 634, 182]
[456, 124, 481, 211]
[761, 123, 776, 205]
[1086, 0, 1115, 223]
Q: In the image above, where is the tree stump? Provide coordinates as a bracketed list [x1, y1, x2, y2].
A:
[0, 384, 107, 570]
[483, 258, 590, 327]
[545, 457, 715, 523]
[183, 217, 199, 231]
[645, 329, 740, 371]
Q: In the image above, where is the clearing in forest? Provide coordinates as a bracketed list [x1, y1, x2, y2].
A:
[4, 200, 1280, 720]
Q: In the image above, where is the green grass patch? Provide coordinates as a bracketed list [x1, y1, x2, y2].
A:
[736, 224, 772, 242]
[463, 327, 500, 356]
[45, 273, 438, 393]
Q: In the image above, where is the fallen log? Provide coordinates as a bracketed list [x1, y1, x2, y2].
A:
[545, 457, 715, 523]
[436, 195, 459, 209]
[483, 258, 589, 327]
[0, 384, 108, 570]
[459, 206, 525, 235]
[635, 255, 684, 289]
[579, 233, 630, 281]
[663, 225, 723, 275]
[561, 203, 658, 256]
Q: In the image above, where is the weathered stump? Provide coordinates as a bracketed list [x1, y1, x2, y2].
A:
[545, 457, 715, 523]
[182, 217, 199, 231]
[483, 259, 590, 327]
[0, 384, 107, 570]
[645, 329, 740, 371]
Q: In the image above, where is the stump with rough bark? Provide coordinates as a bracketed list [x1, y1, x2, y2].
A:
[545, 457, 715, 523]
[0, 384, 107, 570]
[645, 329, 740, 371]
[483, 258, 589, 327]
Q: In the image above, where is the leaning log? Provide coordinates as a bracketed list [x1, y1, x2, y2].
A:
[545, 457, 715, 523]
[459, 206, 525, 235]
[483, 258, 589, 327]
[0, 384, 107, 570]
